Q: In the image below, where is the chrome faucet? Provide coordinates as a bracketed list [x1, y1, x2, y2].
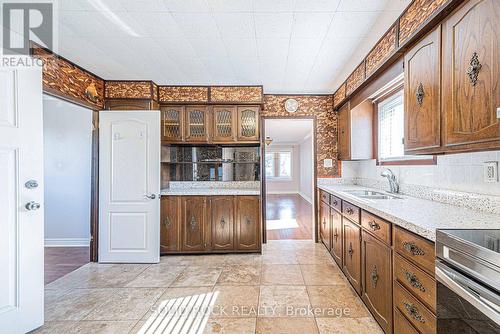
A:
[381, 168, 399, 194]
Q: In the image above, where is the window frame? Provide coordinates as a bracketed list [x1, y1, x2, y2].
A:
[373, 88, 436, 166]
[264, 149, 293, 181]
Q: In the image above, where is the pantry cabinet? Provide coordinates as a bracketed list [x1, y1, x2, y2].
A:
[404, 26, 441, 154]
[442, 0, 500, 152]
[161, 195, 261, 254]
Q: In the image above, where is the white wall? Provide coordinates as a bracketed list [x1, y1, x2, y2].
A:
[266, 145, 300, 194]
[43, 95, 92, 246]
[299, 135, 313, 202]
[342, 150, 500, 196]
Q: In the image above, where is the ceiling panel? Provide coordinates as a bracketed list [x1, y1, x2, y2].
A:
[55, 0, 411, 93]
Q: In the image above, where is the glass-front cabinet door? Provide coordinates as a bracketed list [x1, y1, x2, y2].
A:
[161, 106, 184, 142]
[237, 106, 259, 142]
[213, 106, 236, 142]
[185, 106, 209, 142]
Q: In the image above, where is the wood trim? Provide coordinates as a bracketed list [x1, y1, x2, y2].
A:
[260, 115, 318, 243]
[260, 116, 267, 244]
[90, 111, 99, 262]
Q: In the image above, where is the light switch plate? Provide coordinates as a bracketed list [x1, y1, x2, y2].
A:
[484, 161, 498, 183]
[323, 159, 333, 168]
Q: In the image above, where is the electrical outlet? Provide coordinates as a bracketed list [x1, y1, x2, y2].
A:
[483, 161, 498, 183]
[323, 159, 333, 168]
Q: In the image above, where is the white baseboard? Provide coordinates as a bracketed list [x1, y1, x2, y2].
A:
[45, 238, 90, 247]
[298, 191, 313, 204]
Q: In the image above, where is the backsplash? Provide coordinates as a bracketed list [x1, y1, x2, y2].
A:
[340, 150, 500, 215]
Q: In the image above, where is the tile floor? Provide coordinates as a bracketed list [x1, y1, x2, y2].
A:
[35, 240, 383, 334]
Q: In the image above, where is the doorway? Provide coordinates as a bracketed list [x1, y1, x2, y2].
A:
[42, 95, 93, 284]
[263, 118, 315, 240]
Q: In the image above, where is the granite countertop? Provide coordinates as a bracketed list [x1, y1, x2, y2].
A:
[317, 184, 500, 241]
[161, 188, 260, 196]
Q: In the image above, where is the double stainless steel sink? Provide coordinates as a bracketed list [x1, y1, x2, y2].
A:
[343, 189, 402, 200]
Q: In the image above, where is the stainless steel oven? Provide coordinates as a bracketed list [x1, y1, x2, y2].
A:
[436, 229, 500, 333]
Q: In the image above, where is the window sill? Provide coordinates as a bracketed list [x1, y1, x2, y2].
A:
[266, 177, 293, 182]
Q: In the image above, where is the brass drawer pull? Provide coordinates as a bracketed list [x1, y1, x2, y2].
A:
[164, 216, 172, 229]
[403, 241, 425, 256]
[333, 228, 338, 240]
[189, 216, 197, 230]
[246, 217, 251, 225]
[348, 242, 354, 258]
[466, 52, 482, 86]
[346, 208, 354, 215]
[332, 200, 338, 206]
[371, 265, 379, 288]
[403, 269, 426, 292]
[403, 302, 425, 323]
[368, 220, 380, 231]
[220, 217, 225, 227]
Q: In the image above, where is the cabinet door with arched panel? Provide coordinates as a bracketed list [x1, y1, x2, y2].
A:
[237, 106, 260, 142]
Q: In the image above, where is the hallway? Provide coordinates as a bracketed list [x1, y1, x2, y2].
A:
[266, 194, 313, 240]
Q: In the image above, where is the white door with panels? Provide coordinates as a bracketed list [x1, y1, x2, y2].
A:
[0, 65, 44, 333]
[99, 111, 160, 263]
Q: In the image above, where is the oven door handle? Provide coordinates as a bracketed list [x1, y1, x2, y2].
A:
[436, 261, 500, 326]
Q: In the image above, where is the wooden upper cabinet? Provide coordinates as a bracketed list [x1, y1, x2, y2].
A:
[237, 106, 260, 142]
[160, 196, 181, 253]
[343, 218, 362, 294]
[331, 209, 343, 267]
[213, 106, 236, 142]
[235, 196, 260, 251]
[337, 102, 351, 160]
[210, 196, 234, 251]
[362, 231, 393, 334]
[161, 106, 184, 142]
[181, 196, 208, 252]
[185, 106, 209, 142]
[320, 201, 331, 251]
[404, 26, 441, 154]
[442, 0, 500, 151]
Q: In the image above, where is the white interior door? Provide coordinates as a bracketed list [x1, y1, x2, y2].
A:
[0, 65, 44, 333]
[99, 111, 160, 263]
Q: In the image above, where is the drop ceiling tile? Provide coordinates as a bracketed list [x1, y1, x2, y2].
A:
[337, 0, 387, 11]
[165, 0, 211, 12]
[207, 0, 254, 12]
[60, 12, 108, 37]
[188, 38, 228, 59]
[254, 0, 296, 12]
[254, 13, 293, 38]
[257, 38, 290, 61]
[223, 38, 258, 59]
[328, 11, 378, 38]
[120, 0, 168, 12]
[127, 12, 184, 37]
[60, 0, 126, 11]
[292, 12, 333, 38]
[154, 38, 198, 59]
[213, 13, 255, 39]
[294, 0, 341, 12]
[171, 13, 220, 39]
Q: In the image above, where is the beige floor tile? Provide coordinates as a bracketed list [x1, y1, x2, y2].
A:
[300, 264, 346, 285]
[256, 317, 319, 334]
[171, 266, 223, 287]
[203, 317, 256, 334]
[261, 264, 304, 285]
[306, 285, 369, 318]
[216, 265, 261, 285]
[84, 288, 165, 321]
[31, 321, 78, 334]
[258, 286, 312, 317]
[73, 320, 137, 334]
[45, 288, 115, 321]
[159, 255, 199, 266]
[128, 320, 146, 334]
[223, 254, 262, 266]
[315, 317, 384, 334]
[126, 265, 185, 288]
[211, 286, 260, 318]
[44, 288, 71, 306]
[261, 251, 298, 265]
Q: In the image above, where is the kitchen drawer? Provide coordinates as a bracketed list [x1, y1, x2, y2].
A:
[394, 226, 435, 275]
[330, 195, 342, 212]
[342, 201, 360, 224]
[320, 189, 330, 205]
[394, 282, 436, 334]
[361, 210, 391, 245]
[394, 253, 436, 312]
[394, 307, 420, 334]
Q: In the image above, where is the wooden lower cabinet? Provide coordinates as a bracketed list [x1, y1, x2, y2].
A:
[210, 196, 234, 251]
[160, 196, 181, 253]
[320, 201, 331, 251]
[181, 196, 209, 252]
[330, 209, 342, 267]
[161, 195, 261, 254]
[235, 196, 261, 251]
[362, 231, 393, 334]
[343, 218, 362, 294]
[394, 307, 420, 334]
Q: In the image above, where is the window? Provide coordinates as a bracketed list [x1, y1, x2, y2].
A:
[376, 90, 434, 164]
[265, 150, 292, 179]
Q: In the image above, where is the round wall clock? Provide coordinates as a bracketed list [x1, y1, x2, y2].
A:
[284, 98, 299, 113]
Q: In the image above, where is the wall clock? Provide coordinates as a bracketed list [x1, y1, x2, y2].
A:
[284, 98, 299, 113]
